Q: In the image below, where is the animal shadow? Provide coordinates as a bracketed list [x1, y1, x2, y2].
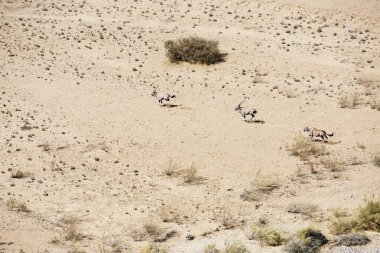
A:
[160, 104, 181, 108]
[313, 139, 341, 145]
[245, 119, 265, 124]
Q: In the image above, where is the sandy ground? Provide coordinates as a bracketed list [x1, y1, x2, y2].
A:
[1, 0, 380, 252]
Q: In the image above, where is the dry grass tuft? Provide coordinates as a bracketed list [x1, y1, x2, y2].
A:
[339, 92, 360, 108]
[11, 169, 28, 179]
[224, 241, 250, 253]
[60, 216, 83, 241]
[241, 170, 280, 202]
[163, 160, 181, 177]
[165, 37, 226, 65]
[287, 135, 326, 161]
[183, 163, 205, 184]
[6, 198, 30, 212]
[203, 244, 220, 253]
[140, 242, 169, 253]
[248, 226, 286, 246]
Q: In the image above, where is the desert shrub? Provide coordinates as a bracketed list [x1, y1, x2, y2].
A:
[330, 199, 380, 234]
[165, 37, 225, 65]
[373, 153, 380, 167]
[287, 135, 326, 161]
[240, 170, 280, 201]
[339, 93, 360, 108]
[335, 233, 370, 246]
[248, 227, 286, 246]
[285, 228, 327, 253]
[6, 198, 30, 212]
[140, 243, 169, 253]
[286, 203, 317, 218]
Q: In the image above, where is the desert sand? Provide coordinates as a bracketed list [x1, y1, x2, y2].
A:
[0, 0, 380, 252]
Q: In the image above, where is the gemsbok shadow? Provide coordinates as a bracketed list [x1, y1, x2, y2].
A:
[160, 104, 181, 108]
[245, 119, 265, 124]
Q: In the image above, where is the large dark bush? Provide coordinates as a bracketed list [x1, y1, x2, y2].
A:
[284, 228, 328, 253]
[164, 37, 226, 65]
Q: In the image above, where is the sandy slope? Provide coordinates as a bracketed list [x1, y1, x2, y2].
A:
[1, 0, 380, 252]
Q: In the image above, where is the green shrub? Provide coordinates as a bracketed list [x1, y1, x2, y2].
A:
[354, 199, 380, 232]
[249, 227, 286, 246]
[165, 37, 226, 65]
[330, 199, 380, 234]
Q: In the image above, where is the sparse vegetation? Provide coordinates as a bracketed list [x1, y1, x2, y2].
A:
[240, 170, 280, 201]
[132, 221, 165, 241]
[98, 236, 123, 253]
[330, 199, 380, 235]
[339, 93, 360, 108]
[248, 226, 286, 246]
[6, 198, 30, 212]
[285, 228, 327, 253]
[159, 204, 183, 224]
[165, 37, 226, 65]
[60, 216, 83, 241]
[287, 135, 326, 161]
[335, 233, 370, 246]
[212, 205, 241, 229]
[319, 156, 344, 172]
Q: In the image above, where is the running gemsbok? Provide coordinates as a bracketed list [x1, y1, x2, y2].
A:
[235, 99, 257, 121]
[151, 86, 176, 104]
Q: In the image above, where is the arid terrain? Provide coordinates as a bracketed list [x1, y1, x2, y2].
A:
[1, 0, 380, 252]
